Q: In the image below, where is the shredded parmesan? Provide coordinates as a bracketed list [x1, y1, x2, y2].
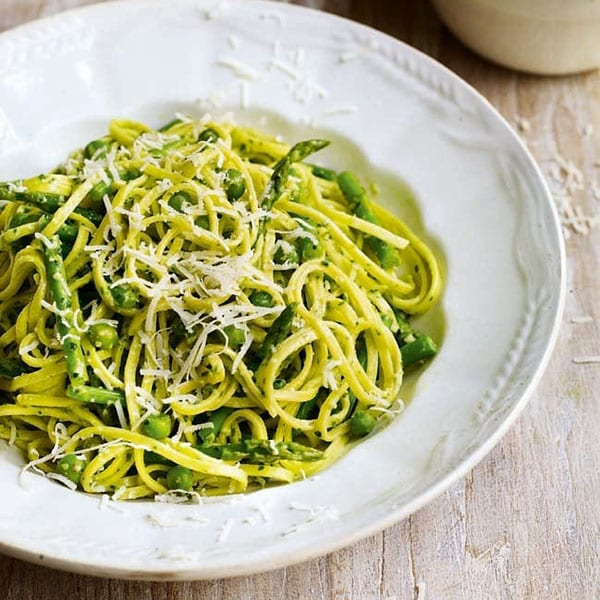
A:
[8, 422, 16, 446]
[572, 356, 600, 364]
[240, 80, 249, 109]
[322, 359, 342, 390]
[45, 472, 77, 491]
[515, 116, 531, 134]
[217, 58, 262, 81]
[570, 315, 594, 324]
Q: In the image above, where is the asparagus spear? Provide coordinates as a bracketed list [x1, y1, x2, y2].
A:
[15, 191, 62, 212]
[257, 302, 298, 362]
[196, 438, 323, 463]
[307, 163, 337, 181]
[6, 190, 103, 226]
[400, 334, 438, 368]
[261, 140, 329, 211]
[38, 215, 78, 243]
[197, 407, 233, 444]
[392, 308, 414, 341]
[296, 388, 327, 420]
[337, 171, 399, 269]
[158, 118, 183, 132]
[390, 309, 438, 367]
[84, 138, 111, 159]
[67, 384, 125, 405]
[41, 234, 89, 386]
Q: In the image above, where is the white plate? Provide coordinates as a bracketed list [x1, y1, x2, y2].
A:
[0, 0, 564, 580]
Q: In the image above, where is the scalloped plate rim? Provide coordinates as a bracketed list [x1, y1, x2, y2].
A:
[0, 0, 565, 580]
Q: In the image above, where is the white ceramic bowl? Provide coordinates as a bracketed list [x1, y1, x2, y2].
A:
[0, 0, 565, 579]
[432, 0, 600, 74]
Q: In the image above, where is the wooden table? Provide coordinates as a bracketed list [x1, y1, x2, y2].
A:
[1, 1, 598, 598]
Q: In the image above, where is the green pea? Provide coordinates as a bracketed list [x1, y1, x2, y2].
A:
[298, 237, 323, 261]
[273, 378, 286, 390]
[167, 465, 193, 491]
[84, 139, 109, 160]
[195, 215, 210, 229]
[248, 290, 274, 307]
[110, 284, 139, 309]
[56, 454, 87, 484]
[224, 169, 246, 200]
[349, 410, 376, 438]
[198, 128, 220, 143]
[88, 323, 119, 350]
[120, 168, 141, 181]
[142, 414, 172, 439]
[274, 244, 299, 265]
[224, 324, 246, 348]
[168, 191, 192, 212]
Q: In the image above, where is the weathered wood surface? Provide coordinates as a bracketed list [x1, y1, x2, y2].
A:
[1, 1, 599, 598]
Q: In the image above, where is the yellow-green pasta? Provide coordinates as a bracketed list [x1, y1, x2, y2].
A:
[0, 116, 442, 499]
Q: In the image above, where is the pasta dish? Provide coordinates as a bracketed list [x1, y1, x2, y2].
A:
[0, 116, 441, 499]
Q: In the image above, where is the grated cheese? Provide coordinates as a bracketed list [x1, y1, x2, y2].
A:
[139, 368, 172, 379]
[45, 472, 77, 491]
[240, 80, 249, 109]
[8, 421, 16, 446]
[570, 315, 594, 324]
[102, 193, 122, 238]
[572, 356, 600, 364]
[525, 143, 600, 237]
[154, 489, 203, 504]
[217, 58, 262, 81]
[321, 105, 359, 118]
[82, 158, 111, 185]
[114, 399, 128, 429]
[515, 116, 531, 134]
[99, 493, 125, 513]
[322, 359, 342, 390]
[338, 39, 378, 64]
[19, 338, 40, 356]
[270, 57, 300, 80]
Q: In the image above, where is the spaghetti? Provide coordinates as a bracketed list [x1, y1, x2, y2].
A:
[0, 116, 441, 499]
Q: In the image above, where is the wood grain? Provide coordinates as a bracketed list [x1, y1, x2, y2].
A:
[1, 1, 599, 598]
